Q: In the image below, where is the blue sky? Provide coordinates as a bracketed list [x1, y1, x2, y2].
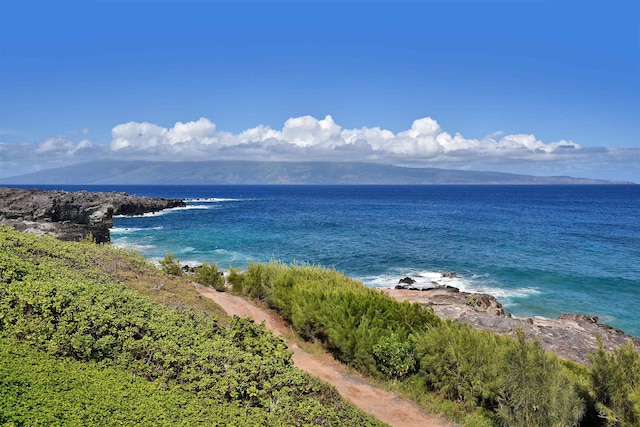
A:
[1, 0, 638, 181]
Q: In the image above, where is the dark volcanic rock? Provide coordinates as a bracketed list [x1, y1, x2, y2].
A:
[0, 187, 185, 243]
[398, 277, 416, 285]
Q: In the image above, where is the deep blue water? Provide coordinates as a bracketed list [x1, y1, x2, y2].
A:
[28, 185, 640, 337]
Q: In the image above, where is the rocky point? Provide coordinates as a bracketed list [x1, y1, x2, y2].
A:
[0, 187, 185, 243]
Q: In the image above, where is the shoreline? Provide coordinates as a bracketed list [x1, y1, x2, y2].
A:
[382, 284, 640, 365]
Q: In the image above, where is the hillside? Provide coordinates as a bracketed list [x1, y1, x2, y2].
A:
[0, 160, 631, 185]
[2, 226, 639, 426]
[0, 226, 383, 426]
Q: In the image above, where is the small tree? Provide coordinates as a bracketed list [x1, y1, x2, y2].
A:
[159, 253, 182, 276]
[194, 262, 225, 291]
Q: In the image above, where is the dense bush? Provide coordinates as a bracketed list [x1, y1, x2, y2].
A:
[229, 261, 440, 375]
[590, 340, 640, 426]
[496, 330, 584, 427]
[417, 321, 504, 408]
[373, 332, 418, 379]
[229, 260, 640, 426]
[194, 261, 226, 291]
[0, 336, 276, 426]
[0, 226, 384, 426]
[159, 252, 183, 276]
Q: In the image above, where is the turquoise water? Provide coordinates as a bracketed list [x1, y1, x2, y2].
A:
[44, 185, 640, 337]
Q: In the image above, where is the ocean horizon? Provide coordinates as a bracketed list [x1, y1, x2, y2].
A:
[28, 184, 640, 337]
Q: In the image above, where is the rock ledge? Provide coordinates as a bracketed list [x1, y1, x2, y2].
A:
[383, 284, 640, 365]
[0, 187, 185, 243]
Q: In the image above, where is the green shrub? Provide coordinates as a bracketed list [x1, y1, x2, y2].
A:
[497, 330, 584, 427]
[590, 340, 640, 426]
[159, 252, 182, 276]
[229, 261, 440, 376]
[194, 262, 226, 291]
[373, 333, 418, 379]
[417, 321, 503, 407]
[0, 336, 273, 426]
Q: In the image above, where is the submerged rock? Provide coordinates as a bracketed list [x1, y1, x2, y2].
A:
[0, 187, 185, 243]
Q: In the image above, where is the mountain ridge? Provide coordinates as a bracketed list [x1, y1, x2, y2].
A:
[0, 160, 634, 185]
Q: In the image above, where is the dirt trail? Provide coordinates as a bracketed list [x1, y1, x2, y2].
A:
[195, 284, 456, 427]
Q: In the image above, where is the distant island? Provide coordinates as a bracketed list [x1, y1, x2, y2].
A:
[0, 160, 634, 185]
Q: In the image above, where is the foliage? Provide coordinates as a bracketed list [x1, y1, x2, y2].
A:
[0, 336, 274, 426]
[228, 260, 640, 426]
[590, 340, 640, 426]
[0, 226, 385, 426]
[496, 329, 584, 427]
[194, 261, 226, 291]
[373, 332, 418, 379]
[6, 225, 638, 426]
[417, 321, 504, 408]
[229, 260, 440, 375]
[159, 252, 183, 276]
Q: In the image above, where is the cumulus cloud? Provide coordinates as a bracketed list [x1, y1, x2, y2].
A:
[107, 115, 587, 166]
[1, 116, 636, 181]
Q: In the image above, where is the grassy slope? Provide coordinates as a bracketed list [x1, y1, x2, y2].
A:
[0, 226, 384, 427]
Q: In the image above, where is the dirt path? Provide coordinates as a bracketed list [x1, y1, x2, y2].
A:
[194, 284, 456, 427]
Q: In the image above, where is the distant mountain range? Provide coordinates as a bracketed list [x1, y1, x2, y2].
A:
[0, 160, 634, 185]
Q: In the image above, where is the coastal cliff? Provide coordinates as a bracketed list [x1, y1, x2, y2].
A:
[0, 187, 185, 243]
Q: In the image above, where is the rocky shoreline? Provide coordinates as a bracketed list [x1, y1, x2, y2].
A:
[2, 187, 637, 365]
[0, 187, 185, 243]
[385, 276, 640, 365]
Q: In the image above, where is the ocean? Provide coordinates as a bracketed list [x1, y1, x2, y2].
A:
[36, 185, 640, 337]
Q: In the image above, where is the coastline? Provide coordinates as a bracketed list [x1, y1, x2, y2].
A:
[0, 186, 185, 243]
[382, 284, 640, 365]
[3, 186, 638, 366]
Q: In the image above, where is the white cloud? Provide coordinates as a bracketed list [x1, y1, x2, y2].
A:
[167, 118, 217, 145]
[1, 115, 637, 181]
[103, 115, 601, 167]
[0, 132, 106, 178]
[35, 136, 94, 155]
[281, 115, 342, 148]
[111, 121, 168, 150]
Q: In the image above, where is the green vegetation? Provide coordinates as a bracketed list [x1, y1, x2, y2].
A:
[194, 261, 226, 291]
[590, 340, 640, 426]
[2, 224, 639, 427]
[229, 260, 640, 426]
[0, 226, 384, 426]
[159, 252, 183, 276]
[229, 261, 439, 375]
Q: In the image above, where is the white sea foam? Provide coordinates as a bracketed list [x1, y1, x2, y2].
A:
[110, 227, 144, 234]
[112, 240, 156, 251]
[359, 269, 539, 302]
[113, 205, 211, 219]
[111, 225, 163, 234]
[176, 259, 204, 268]
[185, 197, 242, 203]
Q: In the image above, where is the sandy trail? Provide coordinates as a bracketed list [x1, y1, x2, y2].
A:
[195, 284, 456, 427]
